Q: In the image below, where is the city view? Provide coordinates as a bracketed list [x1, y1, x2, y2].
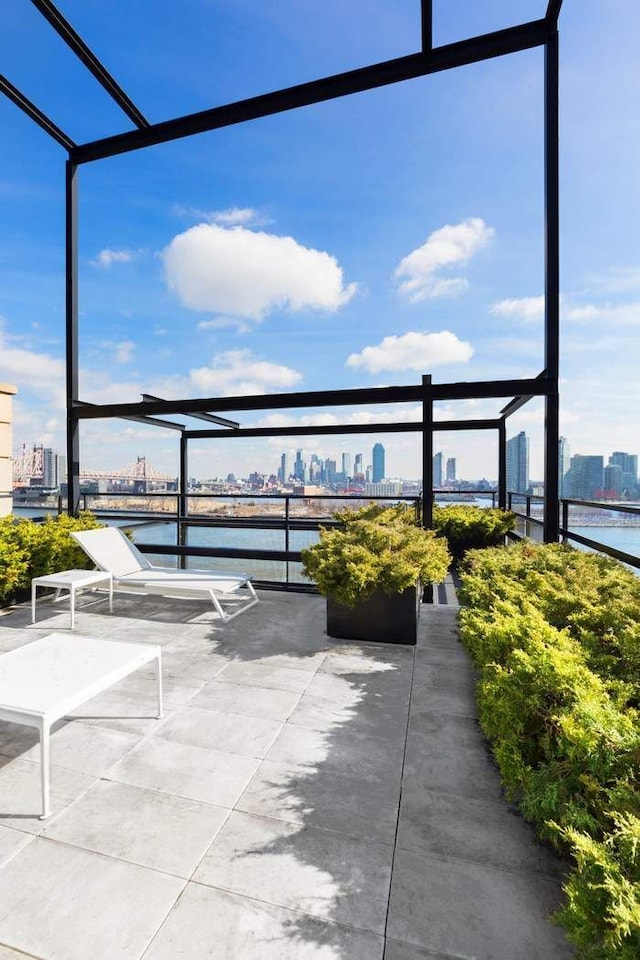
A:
[11, 433, 640, 504]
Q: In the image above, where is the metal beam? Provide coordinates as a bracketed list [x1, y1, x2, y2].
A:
[141, 394, 240, 429]
[75, 402, 186, 431]
[185, 421, 422, 441]
[29, 0, 148, 129]
[498, 420, 507, 509]
[65, 161, 80, 515]
[434, 418, 500, 431]
[422, 375, 433, 529]
[71, 376, 552, 422]
[543, 30, 560, 543]
[421, 1, 433, 51]
[546, 1, 564, 25]
[71, 19, 548, 164]
[500, 394, 535, 418]
[0, 73, 75, 150]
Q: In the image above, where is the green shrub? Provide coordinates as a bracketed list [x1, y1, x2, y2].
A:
[432, 503, 515, 561]
[0, 512, 103, 601]
[458, 541, 640, 959]
[301, 503, 450, 607]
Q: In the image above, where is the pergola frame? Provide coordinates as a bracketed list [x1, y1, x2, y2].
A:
[3, 0, 563, 540]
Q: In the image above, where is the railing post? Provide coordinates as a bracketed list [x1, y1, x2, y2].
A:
[285, 496, 290, 586]
[561, 498, 569, 542]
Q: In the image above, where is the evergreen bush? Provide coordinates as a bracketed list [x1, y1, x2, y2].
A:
[0, 512, 103, 602]
[301, 503, 450, 607]
[432, 503, 515, 561]
[458, 542, 640, 958]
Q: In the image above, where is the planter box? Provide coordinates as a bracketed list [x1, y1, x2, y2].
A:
[327, 584, 421, 646]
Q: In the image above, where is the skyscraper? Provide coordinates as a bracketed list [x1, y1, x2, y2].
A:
[609, 451, 638, 495]
[433, 452, 443, 487]
[506, 431, 529, 494]
[279, 453, 290, 483]
[354, 453, 363, 478]
[372, 443, 385, 483]
[565, 455, 603, 500]
[294, 449, 305, 482]
[341, 452, 351, 479]
[445, 457, 456, 483]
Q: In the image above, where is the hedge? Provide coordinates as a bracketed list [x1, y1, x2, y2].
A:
[458, 542, 639, 960]
[0, 512, 104, 603]
[432, 503, 516, 561]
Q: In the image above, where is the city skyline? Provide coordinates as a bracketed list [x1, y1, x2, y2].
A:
[14, 435, 639, 500]
[0, 4, 639, 484]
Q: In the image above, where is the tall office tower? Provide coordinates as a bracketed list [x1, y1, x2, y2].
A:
[609, 451, 638, 495]
[604, 463, 624, 497]
[294, 449, 305, 481]
[506, 431, 529, 494]
[42, 448, 60, 488]
[365, 465, 372, 482]
[325, 459, 336, 484]
[279, 453, 290, 483]
[341, 452, 352, 479]
[558, 437, 571, 497]
[445, 457, 456, 483]
[372, 443, 385, 483]
[565, 454, 604, 500]
[354, 453, 364, 478]
[433, 452, 443, 488]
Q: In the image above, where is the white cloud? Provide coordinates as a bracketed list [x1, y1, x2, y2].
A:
[490, 296, 545, 322]
[346, 331, 473, 374]
[172, 205, 268, 227]
[99, 340, 136, 364]
[162, 223, 357, 320]
[489, 294, 640, 325]
[394, 218, 494, 302]
[0, 325, 65, 402]
[90, 249, 137, 268]
[197, 317, 253, 335]
[148, 349, 302, 399]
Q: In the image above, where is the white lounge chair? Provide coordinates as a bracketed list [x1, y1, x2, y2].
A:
[71, 527, 259, 623]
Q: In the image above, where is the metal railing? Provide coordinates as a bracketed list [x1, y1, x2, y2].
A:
[508, 492, 640, 570]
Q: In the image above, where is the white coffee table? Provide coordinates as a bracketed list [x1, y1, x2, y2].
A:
[32, 569, 113, 630]
[0, 634, 162, 819]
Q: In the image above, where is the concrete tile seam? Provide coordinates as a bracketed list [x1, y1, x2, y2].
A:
[390, 843, 568, 887]
[187, 877, 393, 940]
[99, 771, 237, 815]
[0, 942, 44, 960]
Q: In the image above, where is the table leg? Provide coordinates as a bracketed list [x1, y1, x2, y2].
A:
[70, 585, 76, 630]
[108, 575, 113, 614]
[31, 582, 37, 624]
[39, 721, 51, 819]
[155, 652, 163, 719]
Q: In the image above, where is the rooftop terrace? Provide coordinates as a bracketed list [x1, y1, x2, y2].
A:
[0, 586, 573, 959]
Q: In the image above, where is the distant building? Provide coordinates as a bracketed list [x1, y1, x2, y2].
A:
[565, 455, 604, 500]
[506, 431, 529, 494]
[445, 457, 456, 483]
[372, 443, 385, 483]
[341, 452, 351, 479]
[354, 453, 364, 478]
[365, 481, 402, 497]
[433, 452, 443, 487]
[279, 453, 290, 483]
[604, 463, 624, 497]
[558, 436, 570, 498]
[609, 451, 638, 496]
[324, 459, 337, 484]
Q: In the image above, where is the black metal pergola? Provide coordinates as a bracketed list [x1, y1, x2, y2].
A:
[2, 0, 563, 540]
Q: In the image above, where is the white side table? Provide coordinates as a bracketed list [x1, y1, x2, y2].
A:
[0, 634, 162, 818]
[32, 569, 113, 630]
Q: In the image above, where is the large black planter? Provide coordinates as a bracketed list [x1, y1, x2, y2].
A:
[326, 584, 421, 646]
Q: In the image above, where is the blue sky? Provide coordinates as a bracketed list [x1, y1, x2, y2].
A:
[1, 1, 639, 483]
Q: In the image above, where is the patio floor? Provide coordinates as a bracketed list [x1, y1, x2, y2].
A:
[0, 582, 574, 959]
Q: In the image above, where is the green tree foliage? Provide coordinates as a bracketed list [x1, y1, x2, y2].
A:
[0, 512, 103, 601]
[301, 503, 450, 607]
[458, 542, 640, 958]
[432, 503, 515, 561]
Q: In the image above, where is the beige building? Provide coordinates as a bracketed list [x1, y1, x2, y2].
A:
[0, 383, 17, 517]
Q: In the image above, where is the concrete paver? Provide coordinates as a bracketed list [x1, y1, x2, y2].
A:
[0, 591, 574, 959]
